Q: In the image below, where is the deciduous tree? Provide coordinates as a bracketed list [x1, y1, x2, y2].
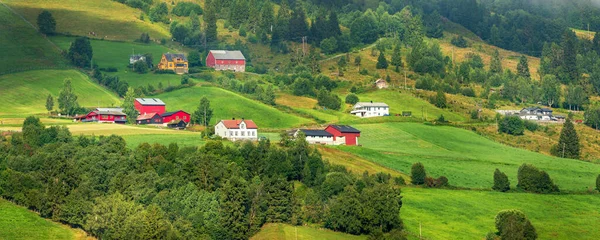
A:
[37, 10, 56, 35]
[58, 79, 79, 115]
[492, 169, 510, 192]
[411, 162, 426, 185]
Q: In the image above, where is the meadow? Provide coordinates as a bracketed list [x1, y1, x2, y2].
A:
[49, 36, 183, 87]
[0, 198, 87, 240]
[0, 70, 121, 116]
[251, 223, 365, 240]
[155, 86, 314, 129]
[337, 122, 600, 191]
[0, 3, 67, 74]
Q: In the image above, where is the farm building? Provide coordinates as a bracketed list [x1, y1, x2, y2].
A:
[215, 119, 258, 141]
[135, 98, 166, 115]
[129, 54, 145, 65]
[136, 112, 162, 125]
[295, 129, 334, 145]
[375, 79, 388, 89]
[167, 120, 187, 129]
[74, 108, 127, 124]
[158, 53, 188, 74]
[206, 50, 246, 72]
[161, 110, 190, 123]
[325, 125, 361, 146]
[351, 101, 389, 118]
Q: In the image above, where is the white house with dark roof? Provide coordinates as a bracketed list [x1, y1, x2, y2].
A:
[351, 101, 389, 118]
[206, 50, 246, 72]
[294, 129, 334, 145]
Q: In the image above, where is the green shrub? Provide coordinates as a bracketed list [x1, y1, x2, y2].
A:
[498, 115, 524, 135]
[517, 163, 559, 193]
[524, 120, 538, 132]
[393, 176, 406, 185]
[345, 93, 359, 105]
[451, 36, 468, 48]
[171, 2, 203, 16]
[492, 169, 510, 192]
[493, 209, 537, 240]
[410, 162, 426, 185]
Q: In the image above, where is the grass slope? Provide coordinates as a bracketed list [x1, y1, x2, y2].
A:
[251, 223, 365, 240]
[402, 187, 600, 239]
[49, 36, 182, 88]
[0, 3, 67, 74]
[0, 198, 83, 240]
[155, 86, 314, 129]
[338, 122, 600, 191]
[3, 0, 169, 41]
[0, 70, 121, 116]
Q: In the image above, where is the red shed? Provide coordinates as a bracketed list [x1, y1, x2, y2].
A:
[161, 110, 190, 123]
[325, 125, 361, 146]
[74, 108, 126, 124]
[206, 50, 246, 72]
[135, 98, 166, 115]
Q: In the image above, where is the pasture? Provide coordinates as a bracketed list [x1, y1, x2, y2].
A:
[0, 3, 67, 74]
[251, 223, 365, 240]
[337, 122, 600, 191]
[0, 70, 121, 116]
[155, 86, 314, 129]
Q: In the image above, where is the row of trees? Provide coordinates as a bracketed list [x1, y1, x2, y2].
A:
[493, 164, 559, 194]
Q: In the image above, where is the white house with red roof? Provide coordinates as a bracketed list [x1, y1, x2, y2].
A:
[214, 118, 258, 141]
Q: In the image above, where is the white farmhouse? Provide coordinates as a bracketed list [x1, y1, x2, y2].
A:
[351, 101, 389, 118]
[215, 119, 258, 141]
[294, 129, 334, 145]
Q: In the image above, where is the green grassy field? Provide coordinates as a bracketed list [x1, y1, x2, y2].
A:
[155, 86, 314, 129]
[0, 198, 83, 240]
[3, 0, 169, 42]
[49, 36, 182, 87]
[0, 3, 67, 74]
[337, 122, 600, 191]
[0, 70, 121, 116]
[401, 187, 600, 240]
[251, 223, 366, 240]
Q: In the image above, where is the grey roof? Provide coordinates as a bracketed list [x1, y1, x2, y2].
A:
[96, 107, 123, 112]
[299, 129, 333, 137]
[164, 53, 187, 62]
[136, 98, 165, 106]
[95, 110, 126, 116]
[329, 125, 361, 133]
[210, 50, 245, 60]
[130, 54, 144, 60]
[355, 102, 389, 107]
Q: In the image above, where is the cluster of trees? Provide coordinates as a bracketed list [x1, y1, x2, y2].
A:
[493, 164, 559, 194]
[486, 209, 537, 240]
[316, 88, 341, 110]
[0, 118, 406, 239]
[410, 162, 449, 188]
[92, 69, 129, 97]
[213, 75, 276, 106]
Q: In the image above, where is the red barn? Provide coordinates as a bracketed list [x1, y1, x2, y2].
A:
[206, 50, 246, 72]
[161, 110, 191, 123]
[74, 108, 127, 124]
[135, 98, 166, 115]
[325, 125, 361, 146]
[136, 112, 163, 125]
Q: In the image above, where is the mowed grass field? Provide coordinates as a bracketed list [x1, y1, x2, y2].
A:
[251, 223, 365, 240]
[337, 122, 600, 191]
[0, 198, 87, 240]
[3, 0, 169, 41]
[156, 86, 314, 129]
[0, 3, 67, 74]
[401, 187, 600, 239]
[0, 70, 121, 116]
[49, 36, 182, 88]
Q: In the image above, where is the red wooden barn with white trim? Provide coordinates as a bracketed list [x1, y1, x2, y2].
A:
[161, 110, 191, 123]
[324, 125, 361, 146]
[135, 98, 166, 115]
[206, 50, 246, 72]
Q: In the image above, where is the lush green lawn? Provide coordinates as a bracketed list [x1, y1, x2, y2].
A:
[401, 187, 600, 240]
[155, 86, 314, 129]
[4, 0, 169, 42]
[251, 223, 365, 240]
[0, 4, 67, 74]
[49, 36, 182, 87]
[0, 70, 121, 116]
[338, 122, 600, 191]
[0, 198, 78, 240]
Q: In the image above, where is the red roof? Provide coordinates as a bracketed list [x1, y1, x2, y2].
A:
[220, 119, 258, 129]
[137, 112, 159, 121]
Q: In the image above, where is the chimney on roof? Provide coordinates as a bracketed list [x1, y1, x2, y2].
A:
[232, 117, 235, 120]
[242, 118, 244, 121]
[370, 101, 373, 103]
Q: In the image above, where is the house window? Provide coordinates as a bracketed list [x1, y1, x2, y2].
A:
[230, 131, 233, 136]
[241, 131, 245, 136]
[252, 131, 255, 136]
[176, 116, 180, 120]
[235, 131, 238, 136]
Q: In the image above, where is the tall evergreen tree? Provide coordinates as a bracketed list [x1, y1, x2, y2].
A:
[492, 169, 510, 192]
[593, 32, 600, 56]
[411, 162, 426, 185]
[376, 51, 388, 69]
[58, 79, 79, 115]
[552, 117, 580, 159]
[490, 49, 503, 74]
[220, 176, 249, 240]
[327, 11, 341, 38]
[391, 45, 403, 71]
[204, 0, 218, 43]
[37, 10, 56, 35]
[122, 87, 137, 124]
[562, 30, 579, 84]
[192, 97, 213, 126]
[259, 1, 274, 33]
[517, 55, 530, 79]
[288, 7, 308, 42]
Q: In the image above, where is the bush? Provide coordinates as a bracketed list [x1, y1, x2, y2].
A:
[317, 88, 341, 110]
[171, 2, 203, 16]
[451, 36, 468, 48]
[498, 115, 524, 135]
[393, 176, 406, 186]
[415, 75, 435, 90]
[133, 60, 148, 74]
[359, 68, 369, 75]
[345, 94, 359, 105]
[524, 120, 538, 132]
[37, 10, 56, 35]
[492, 169, 510, 192]
[517, 163, 559, 193]
[410, 162, 426, 185]
[461, 87, 476, 97]
[320, 37, 338, 54]
[154, 69, 176, 74]
[470, 110, 479, 120]
[99, 67, 118, 72]
[431, 90, 446, 108]
[425, 176, 448, 188]
[493, 210, 537, 240]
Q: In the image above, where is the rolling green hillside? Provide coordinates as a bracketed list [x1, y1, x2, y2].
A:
[155, 86, 314, 129]
[49, 36, 182, 87]
[252, 223, 365, 240]
[3, 0, 169, 41]
[0, 3, 67, 74]
[337, 122, 600, 191]
[0, 198, 82, 240]
[0, 70, 121, 116]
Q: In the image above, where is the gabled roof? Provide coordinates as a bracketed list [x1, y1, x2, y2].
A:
[220, 119, 258, 129]
[163, 53, 187, 62]
[130, 54, 145, 60]
[328, 125, 361, 133]
[137, 112, 159, 121]
[375, 78, 386, 84]
[210, 50, 245, 60]
[354, 102, 389, 107]
[95, 110, 126, 116]
[298, 129, 333, 137]
[136, 98, 165, 106]
[161, 110, 189, 117]
[96, 107, 123, 112]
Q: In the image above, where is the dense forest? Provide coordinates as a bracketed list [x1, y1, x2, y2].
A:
[0, 117, 405, 239]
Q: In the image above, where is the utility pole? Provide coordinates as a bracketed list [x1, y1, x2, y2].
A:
[404, 68, 407, 90]
[302, 36, 307, 56]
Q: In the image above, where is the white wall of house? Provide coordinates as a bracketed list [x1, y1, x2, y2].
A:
[298, 134, 334, 145]
[352, 106, 389, 118]
[215, 122, 257, 141]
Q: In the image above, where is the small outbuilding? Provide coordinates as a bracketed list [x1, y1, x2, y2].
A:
[375, 79, 388, 89]
[295, 129, 334, 145]
[325, 125, 361, 146]
[167, 120, 187, 129]
[136, 112, 162, 125]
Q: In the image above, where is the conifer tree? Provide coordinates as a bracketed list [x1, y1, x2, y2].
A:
[259, 1, 274, 33]
[288, 7, 308, 42]
[220, 176, 249, 240]
[327, 11, 341, 38]
[562, 30, 579, 84]
[204, 0, 218, 43]
[37, 10, 56, 35]
[490, 49, 503, 74]
[552, 117, 580, 159]
[492, 169, 510, 192]
[391, 45, 403, 72]
[517, 55, 530, 79]
[376, 51, 388, 69]
[593, 32, 600, 56]
[411, 162, 426, 185]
